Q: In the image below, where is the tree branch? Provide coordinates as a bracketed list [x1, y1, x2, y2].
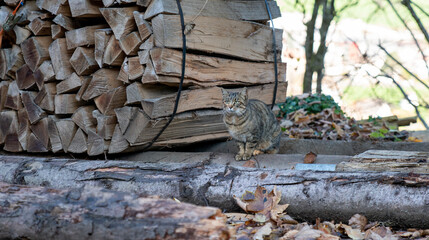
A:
[410, 0, 429, 18]
[401, 0, 429, 44]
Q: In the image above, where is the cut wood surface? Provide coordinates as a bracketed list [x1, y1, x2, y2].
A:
[21, 91, 47, 124]
[21, 36, 52, 71]
[71, 105, 97, 133]
[147, 48, 286, 86]
[93, 110, 117, 140]
[48, 38, 74, 80]
[28, 18, 52, 36]
[16, 64, 37, 90]
[13, 25, 32, 44]
[0, 81, 9, 111]
[94, 28, 113, 67]
[81, 68, 121, 100]
[65, 24, 108, 50]
[69, 47, 98, 75]
[69, 0, 103, 18]
[4, 81, 22, 110]
[55, 118, 77, 152]
[56, 72, 83, 94]
[54, 94, 85, 114]
[51, 24, 66, 39]
[67, 128, 87, 153]
[152, 14, 283, 62]
[100, 7, 139, 40]
[142, 82, 287, 119]
[144, 0, 281, 21]
[103, 35, 125, 66]
[0, 182, 230, 240]
[133, 11, 152, 41]
[119, 31, 141, 55]
[0, 153, 428, 228]
[53, 14, 76, 31]
[1, 45, 24, 80]
[94, 86, 126, 115]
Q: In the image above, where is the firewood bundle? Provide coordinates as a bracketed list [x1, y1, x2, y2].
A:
[0, 0, 287, 155]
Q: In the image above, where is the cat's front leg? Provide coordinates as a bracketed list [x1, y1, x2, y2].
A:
[242, 141, 257, 160]
[235, 141, 245, 161]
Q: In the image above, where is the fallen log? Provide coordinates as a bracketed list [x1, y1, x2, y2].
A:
[0, 181, 230, 240]
[0, 152, 428, 228]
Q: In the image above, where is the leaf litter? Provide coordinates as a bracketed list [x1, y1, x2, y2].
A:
[226, 186, 429, 239]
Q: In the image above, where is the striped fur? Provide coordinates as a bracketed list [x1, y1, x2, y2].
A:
[221, 88, 281, 161]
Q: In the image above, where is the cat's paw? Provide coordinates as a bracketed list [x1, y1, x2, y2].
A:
[242, 153, 252, 161]
[253, 149, 263, 156]
[235, 154, 244, 161]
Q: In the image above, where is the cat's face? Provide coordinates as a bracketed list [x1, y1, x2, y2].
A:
[221, 88, 248, 115]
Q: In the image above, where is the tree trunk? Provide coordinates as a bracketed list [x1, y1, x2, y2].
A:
[0, 182, 230, 240]
[1, 152, 428, 228]
[303, 0, 321, 93]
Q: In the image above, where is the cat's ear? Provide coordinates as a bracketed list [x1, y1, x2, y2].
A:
[221, 88, 228, 98]
[240, 87, 248, 100]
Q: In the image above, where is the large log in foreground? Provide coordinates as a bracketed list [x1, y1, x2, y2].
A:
[1, 152, 428, 228]
[0, 182, 230, 240]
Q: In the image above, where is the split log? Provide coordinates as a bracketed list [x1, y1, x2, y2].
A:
[4, 81, 22, 110]
[146, 48, 286, 86]
[133, 11, 152, 41]
[115, 107, 227, 145]
[75, 76, 91, 101]
[39, 0, 72, 16]
[0, 81, 9, 111]
[81, 68, 121, 101]
[92, 110, 117, 140]
[13, 25, 31, 44]
[49, 38, 74, 80]
[29, 117, 50, 150]
[71, 105, 97, 134]
[68, 0, 103, 18]
[21, 91, 46, 124]
[142, 82, 287, 119]
[1, 152, 428, 228]
[54, 94, 85, 114]
[21, 36, 52, 72]
[51, 24, 66, 39]
[117, 57, 130, 83]
[103, 35, 125, 66]
[108, 124, 129, 153]
[138, 49, 150, 64]
[67, 128, 87, 153]
[0, 182, 229, 239]
[144, 0, 281, 22]
[94, 86, 126, 115]
[16, 64, 37, 90]
[128, 56, 144, 80]
[47, 116, 62, 153]
[0, 45, 24, 80]
[17, 109, 30, 151]
[55, 118, 77, 152]
[152, 14, 282, 62]
[65, 25, 108, 50]
[0, 110, 18, 145]
[94, 28, 113, 68]
[100, 7, 139, 40]
[53, 14, 76, 31]
[87, 129, 108, 156]
[33, 61, 55, 88]
[137, 0, 152, 7]
[56, 72, 83, 94]
[139, 35, 154, 50]
[34, 82, 56, 112]
[69, 47, 98, 75]
[119, 31, 141, 55]
[125, 81, 145, 105]
[3, 132, 22, 152]
[26, 10, 52, 22]
[28, 18, 52, 36]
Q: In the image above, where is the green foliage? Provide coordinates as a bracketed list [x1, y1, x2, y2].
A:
[278, 94, 343, 117]
[369, 128, 389, 138]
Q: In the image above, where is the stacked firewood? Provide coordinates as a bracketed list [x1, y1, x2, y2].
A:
[0, 0, 287, 155]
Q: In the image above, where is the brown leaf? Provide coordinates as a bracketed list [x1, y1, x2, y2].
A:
[348, 214, 367, 231]
[303, 151, 317, 163]
[246, 186, 273, 213]
[260, 172, 268, 180]
[242, 159, 257, 168]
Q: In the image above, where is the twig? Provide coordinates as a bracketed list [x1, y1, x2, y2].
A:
[401, 0, 429, 44]
[386, 0, 429, 75]
[410, 0, 429, 18]
[377, 44, 429, 90]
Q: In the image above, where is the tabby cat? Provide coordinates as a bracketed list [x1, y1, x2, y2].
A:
[221, 88, 281, 161]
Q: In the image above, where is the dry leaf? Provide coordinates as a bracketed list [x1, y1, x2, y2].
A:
[253, 223, 272, 240]
[260, 172, 268, 180]
[253, 213, 267, 223]
[348, 214, 367, 231]
[242, 160, 257, 168]
[303, 151, 317, 163]
[339, 224, 364, 240]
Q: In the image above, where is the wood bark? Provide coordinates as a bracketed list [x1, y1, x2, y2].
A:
[0, 181, 230, 240]
[152, 14, 282, 62]
[0, 152, 428, 228]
